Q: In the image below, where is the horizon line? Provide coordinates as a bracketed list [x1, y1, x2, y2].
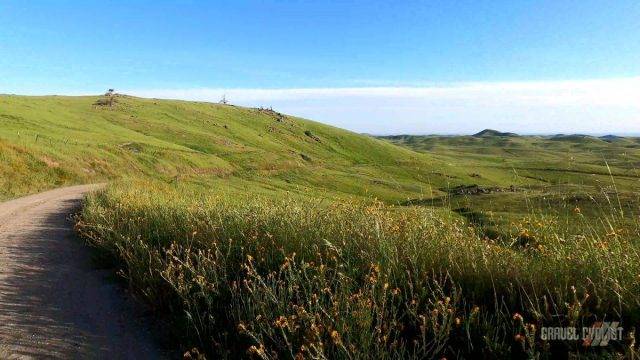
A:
[3, 77, 639, 135]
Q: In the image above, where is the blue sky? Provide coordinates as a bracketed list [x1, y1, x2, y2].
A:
[1, 1, 639, 134]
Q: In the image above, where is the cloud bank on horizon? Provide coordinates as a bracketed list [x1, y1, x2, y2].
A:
[126, 77, 640, 135]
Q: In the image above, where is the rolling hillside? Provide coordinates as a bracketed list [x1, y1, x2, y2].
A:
[0, 94, 471, 202]
[3, 94, 638, 230]
[3, 94, 637, 228]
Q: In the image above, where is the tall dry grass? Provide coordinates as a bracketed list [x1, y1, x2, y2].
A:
[76, 180, 640, 358]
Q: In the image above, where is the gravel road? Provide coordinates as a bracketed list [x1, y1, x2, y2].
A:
[0, 185, 166, 359]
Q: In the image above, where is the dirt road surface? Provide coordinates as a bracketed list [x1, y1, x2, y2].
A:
[0, 185, 165, 359]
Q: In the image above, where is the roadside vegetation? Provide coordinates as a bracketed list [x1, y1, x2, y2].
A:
[77, 180, 639, 358]
[2, 95, 640, 357]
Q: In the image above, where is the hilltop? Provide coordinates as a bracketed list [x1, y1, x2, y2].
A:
[472, 129, 518, 137]
[600, 134, 625, 141]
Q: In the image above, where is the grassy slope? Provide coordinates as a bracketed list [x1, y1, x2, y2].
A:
[0, 94, 473, 202]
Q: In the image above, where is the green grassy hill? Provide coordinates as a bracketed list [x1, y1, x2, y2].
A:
[3, 94, 638, 231]
[0, 94, 472, 201]
[5, 95, 640, 357]
[3, 94, 637, 232]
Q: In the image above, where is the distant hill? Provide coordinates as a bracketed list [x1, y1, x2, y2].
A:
[379, 133, 640, 194]
[599, 134, 624, 142]
[472, 129, 518, 137]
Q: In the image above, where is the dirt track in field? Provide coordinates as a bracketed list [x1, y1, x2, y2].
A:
[0, 184, 165, 359]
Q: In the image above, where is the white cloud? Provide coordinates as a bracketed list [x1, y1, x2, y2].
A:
[124, 78, 640, 135]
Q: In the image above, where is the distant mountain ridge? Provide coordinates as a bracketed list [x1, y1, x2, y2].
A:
[378, 132, 637, 140]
